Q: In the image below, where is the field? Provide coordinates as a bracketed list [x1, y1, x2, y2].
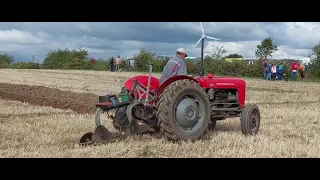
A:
[0, 69, 320, 158]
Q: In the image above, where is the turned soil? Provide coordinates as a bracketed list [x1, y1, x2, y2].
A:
[0, 83, 99, 114]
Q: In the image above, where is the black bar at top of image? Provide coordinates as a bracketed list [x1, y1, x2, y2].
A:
[0, 1, 319, 22]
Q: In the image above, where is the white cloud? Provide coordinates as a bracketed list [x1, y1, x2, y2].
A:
[82, 47, 107, 54]
[36, 31, 52, 38]
[204, 41, 260, 58]
[0, 29, 44, 45]
[204, 40, 312, 60]
[283, 22, 320, 46]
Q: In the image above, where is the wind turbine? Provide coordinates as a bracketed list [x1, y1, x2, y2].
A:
[193, 22, 221, 76]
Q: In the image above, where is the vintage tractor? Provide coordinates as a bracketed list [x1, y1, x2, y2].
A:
[79, 65, 260, 145]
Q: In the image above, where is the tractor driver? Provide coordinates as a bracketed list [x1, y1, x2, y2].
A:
[159, 48, 188, 84]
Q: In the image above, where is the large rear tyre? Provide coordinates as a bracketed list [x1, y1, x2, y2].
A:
[240, 104, 260, 135]
[156, 79, 211, 141]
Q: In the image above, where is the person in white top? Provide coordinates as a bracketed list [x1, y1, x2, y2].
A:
[271, 64, 277, 80]
[116, 56, 121, 72]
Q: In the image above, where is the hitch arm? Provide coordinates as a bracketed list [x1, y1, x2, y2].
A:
[145, 65, 152, 105]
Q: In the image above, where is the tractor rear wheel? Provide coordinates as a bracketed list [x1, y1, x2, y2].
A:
[156, 79, 211, 141]
[240, 104, 260, 135]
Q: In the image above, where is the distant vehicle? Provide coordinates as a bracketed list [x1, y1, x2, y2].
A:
[225, 58, 243, 62]
[185, 57, 199, 62]
[127, 58, 135, 67]
[156, 55, 174, 59]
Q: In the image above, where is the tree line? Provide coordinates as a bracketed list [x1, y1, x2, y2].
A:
[1, 37, 320, 81]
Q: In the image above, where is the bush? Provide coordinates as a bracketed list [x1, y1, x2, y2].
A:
[185, 59, 198, 75]
[91, 58, 108, 71]
[7, 62, 41, 69]
[42, 48, 89, 70]
[0, 54, 14, 68]
[1, 47, 319, 82]
[148, 58, 168, 73]
[133, 48, 156, 72]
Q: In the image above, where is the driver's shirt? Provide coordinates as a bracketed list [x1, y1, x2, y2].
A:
[159, 55, 187, 84]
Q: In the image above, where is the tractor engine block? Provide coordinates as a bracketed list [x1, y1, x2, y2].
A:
[208, 89, 238, 104]
[207, 88, 239, 119]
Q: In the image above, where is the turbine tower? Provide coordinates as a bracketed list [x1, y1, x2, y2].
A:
[193, 22, 221, 76]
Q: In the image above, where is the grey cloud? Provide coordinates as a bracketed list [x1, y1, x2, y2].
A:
[0, 22, 319, 62]
[0, 22, 273, 43]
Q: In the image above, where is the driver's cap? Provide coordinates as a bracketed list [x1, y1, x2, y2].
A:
[177, 48, 187, 57]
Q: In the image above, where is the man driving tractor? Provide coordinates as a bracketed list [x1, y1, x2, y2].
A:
[159, 48, 188, 84]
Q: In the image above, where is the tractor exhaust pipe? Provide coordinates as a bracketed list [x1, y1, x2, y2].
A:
[200, 38, 204, 77]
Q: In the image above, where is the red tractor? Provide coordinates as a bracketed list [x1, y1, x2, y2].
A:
[79, 65, 260, 145]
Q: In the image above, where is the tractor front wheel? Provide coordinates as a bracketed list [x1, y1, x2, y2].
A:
[240, 104, 260, 135]
[156, 79, 211, 141]
[208, 119, 217, 130]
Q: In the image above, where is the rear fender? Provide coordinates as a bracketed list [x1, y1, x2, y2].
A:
[156, 75, 198, 95]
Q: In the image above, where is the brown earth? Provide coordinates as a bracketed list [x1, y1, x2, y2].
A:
[0, 83, 99, 114]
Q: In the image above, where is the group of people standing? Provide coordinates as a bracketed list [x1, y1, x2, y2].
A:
[108, 56, 131, 72]
[263, 59, 284, 80]
[262, 59, 305, 81]
[290, 60, 305, 80]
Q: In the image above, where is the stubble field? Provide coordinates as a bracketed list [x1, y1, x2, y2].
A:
[0, 69, 320, 158]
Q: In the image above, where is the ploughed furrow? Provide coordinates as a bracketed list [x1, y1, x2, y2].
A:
[0, 83, 99, 114]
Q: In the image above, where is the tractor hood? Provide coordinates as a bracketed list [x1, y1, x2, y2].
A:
[195, 74, 246, 88]
[195, 74, 246, 106]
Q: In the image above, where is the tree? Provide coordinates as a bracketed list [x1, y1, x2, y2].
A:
[226, 53, 243, 58]
[255, 37, 278, 59]
[133, 48, 156, 71]
[0, 54, 15, 68]
[42, 48, 89, 69]
[210, 45, 228, 60]
[309, 43, 320, 78]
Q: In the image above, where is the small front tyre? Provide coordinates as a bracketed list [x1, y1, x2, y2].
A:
[240, 104, 260, 135]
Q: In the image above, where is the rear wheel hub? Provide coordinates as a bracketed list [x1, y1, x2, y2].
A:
[175, 97, 203, 132]
[186, 106, 196, 120]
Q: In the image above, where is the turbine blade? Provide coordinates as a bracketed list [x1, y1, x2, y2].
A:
[206, 35, 221, 41]
[200, 22, 204, 34]
[193, 37, 202, 49]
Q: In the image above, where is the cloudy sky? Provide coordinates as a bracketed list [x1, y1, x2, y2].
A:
[0, 22, 319, 63]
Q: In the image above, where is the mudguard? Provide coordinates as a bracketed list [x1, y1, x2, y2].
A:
[156, 75, 198, 95]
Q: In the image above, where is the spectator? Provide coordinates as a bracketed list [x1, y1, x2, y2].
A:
[116, 56, 121, 72]
[109, 57, 114, 72]
[262, 59, 268, 80]
[277, 62, 283, 80]
[291, 61, 297, 81]
[298, 60, 305, 79]
[125, 58, 130, 72]
[266, 63, 272, 80]
[271, 64, 277, 80]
